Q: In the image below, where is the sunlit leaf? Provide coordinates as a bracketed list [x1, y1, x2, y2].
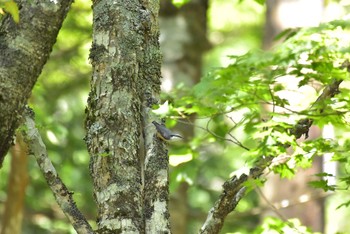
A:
[336, 200, 350, 210]
[308, 180, 335, 192]
[171, 0, 190, 7]
[4, 0, 19, 23]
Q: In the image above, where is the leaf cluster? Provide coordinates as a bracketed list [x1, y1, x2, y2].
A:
[166, 19, 350, 202]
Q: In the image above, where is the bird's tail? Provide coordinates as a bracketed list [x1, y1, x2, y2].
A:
[172, 134, 183, 139]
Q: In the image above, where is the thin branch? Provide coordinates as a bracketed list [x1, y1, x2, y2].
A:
[176, 117, 250, 151]
[226, 115, 246, 135]
[190, 186, 330, 220]
[206, 117, 250, 151]
[255, 186, 304, 234]
[263, 101, 347, 117]
[173, 101, 257, 120]
[268, 85, 276, 114]
[22, 107, 94, 234]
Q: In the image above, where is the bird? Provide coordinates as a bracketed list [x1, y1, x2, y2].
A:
[152, 121, 183, 141]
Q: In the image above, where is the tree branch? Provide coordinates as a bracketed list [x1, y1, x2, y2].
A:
[199, 78, 344, 234]
[0, 0, 73, 167]
[22, 107, 94, 234]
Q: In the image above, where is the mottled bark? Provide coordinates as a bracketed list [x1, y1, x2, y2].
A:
[23, 108, 93, 234]
[141, 1, 171, 232]
[0, 0, 73, 167]
[143, 135, 171, 233]
[86, 0, 167, 233]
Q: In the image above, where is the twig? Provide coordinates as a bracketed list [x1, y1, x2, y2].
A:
[268, 85, 276, 114]
[206, 118, 250, 151]
[176, 117, 250, 150]
[22, 107, 94, 234]
[255, 186, 304, 234]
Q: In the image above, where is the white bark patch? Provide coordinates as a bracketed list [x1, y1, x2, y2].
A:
[96, 183, 128, 203]
[42, 156, 57, 175]
[148, 200, 168, 230]
[157, 169, 168, 187]
[95, 31, 110, 47]
[100, 218, 138, 233]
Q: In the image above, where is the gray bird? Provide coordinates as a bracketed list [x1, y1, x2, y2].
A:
[152, 121, 183, 141]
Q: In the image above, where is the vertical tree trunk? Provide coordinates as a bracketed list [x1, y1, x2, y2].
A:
[160, 0, 210, 92]
[1, 134, 28, 234]
[86, 0, 167, 232]
[263, 0, 324, 49]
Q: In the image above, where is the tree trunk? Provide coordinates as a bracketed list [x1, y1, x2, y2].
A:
[263, 0, 324, 49]
[1, 134, 28, 234]
[86, 0, 169, 232]
[0, 0, 73, 167]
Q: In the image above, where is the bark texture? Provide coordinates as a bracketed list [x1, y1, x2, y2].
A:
[0, 0, 73, 167]
[23, 108, 93, 234]
[86, 0, 167, 233]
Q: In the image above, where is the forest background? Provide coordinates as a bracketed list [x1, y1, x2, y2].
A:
[1, 0, 350, 233]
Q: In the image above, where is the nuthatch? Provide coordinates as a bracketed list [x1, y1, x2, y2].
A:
[152, 121, 183, 141]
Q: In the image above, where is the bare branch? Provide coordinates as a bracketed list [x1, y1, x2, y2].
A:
[177, 117, 250, 150]
[22, 107, 94, 234]
[268, 85, 276, 114]
[255, 186, 304, 234]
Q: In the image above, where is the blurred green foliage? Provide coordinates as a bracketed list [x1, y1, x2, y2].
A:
[1, 0, 350, 234]
[253, 217, 316, 234]
[166, 2, 350, 234]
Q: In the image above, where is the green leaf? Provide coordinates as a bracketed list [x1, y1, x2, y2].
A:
[336, 200, 350, 209]
[274, 28, 299, 41]
[273, 164, 295, 178]
[253, 0, 265, 5]
[254, 217, 316, 234]
[4, 0, 19, 23]
[308, 180, 335, 192]
[243, 178, 266, 193]
[171, 0, 190, 8]
[314, 172, 334, 177]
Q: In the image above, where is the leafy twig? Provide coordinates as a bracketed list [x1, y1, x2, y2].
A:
[199, 78, 344, 234]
